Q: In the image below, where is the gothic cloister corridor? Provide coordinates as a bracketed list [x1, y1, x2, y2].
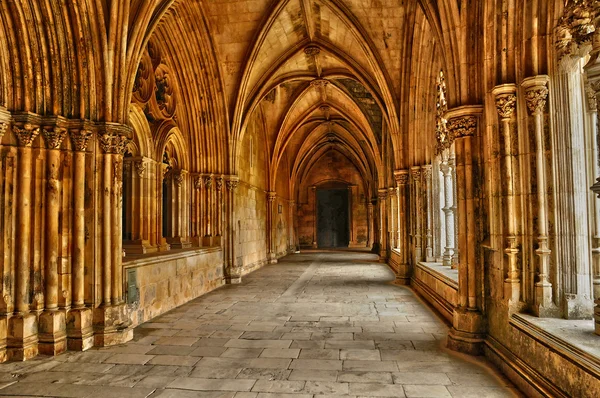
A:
[0, 252, 518, 398]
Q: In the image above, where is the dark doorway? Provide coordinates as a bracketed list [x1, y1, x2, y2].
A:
[317, 189, 350, 248]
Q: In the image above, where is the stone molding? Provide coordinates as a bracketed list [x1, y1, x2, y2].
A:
[555, 0, 599, 61]
[522, 75, 550, 116]
[492, 84, 518, 120]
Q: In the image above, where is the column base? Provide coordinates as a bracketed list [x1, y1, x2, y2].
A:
[268, 253, 278, 264]
[0, 317, 7, 363]
[225, 276, 242, 284]
[7, 313, 39, 361]
[348, 242, 364, 248]
[447, 307, 486, 356]
[93, 305, 133, 347]
[168, 237, 192, 249]
[38, 310, 67, 356]
[123, 240, 158, 255]
[67, 307, 94, 351]
[203, 236, 216, 247]
[533, 283, 560, 317]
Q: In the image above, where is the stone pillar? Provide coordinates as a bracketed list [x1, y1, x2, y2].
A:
[422, 165, 434, 261]
[348, 186, 357, 247]
[289, 200, 296, 252]
[367, 201, 374, 249]
[38, 120, 68, 356]
[440, 153, 455, 267]
[202, 175, 213, 246]
[446, 106, 486, 356]
[410, 167, 422, 263]
[67, 126, 94, 352]
[8, 115, 41, 361]
[123, 157, 157, 254]
[191, 176, 202, 246]
[493, 84, 521, 309]
[0, 112, 10, 362]
[585, 32, 600, 334]
[215, 176, 224, 246]
[393, 170, 410, 284]
[522, 76, 558, 317]
[267, 191, 277, 263]
[378, 189, 388, 260]
[224, 177, 240, 283]
[168, 170, 191, 249]
[311, 186, 317, 248]
[449, 150, 459, 268]
[93, 125, 132, 347]
[388, 187, 397, 249]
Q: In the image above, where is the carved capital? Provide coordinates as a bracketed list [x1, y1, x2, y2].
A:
[494, 93, 517, 120]
[422, 165, 433, 179]
[13, 123, 40, 147]
[173, 170, 183, 187]
[134, 160, 146, 177]
[0, 122, 8, 139]
[447, 116, 477, 138]
[70, 129, 93, 152]
[377, 189, 388, 200]
[194, 176, 202, 190]
[99, 134, 129, 154]
[204, 176, 213, 189]
[226, 180, 239, 191]
[267, 191, 277, 202]
[524, 86, 549, 115]
[215, 177, 224, 191]
[42, 126, 68, 150]
[410, 167, 421, 180]
[394, 170, 410, 186]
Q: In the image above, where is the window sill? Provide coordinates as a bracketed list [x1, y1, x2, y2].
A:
[417, 261, 459, 287]
[123, 246, 222, 269]
[510, 313, 600, 377]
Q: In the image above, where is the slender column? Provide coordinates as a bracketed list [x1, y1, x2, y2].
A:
[224, 178, 240, 283]
[449, 150, 459, 268]
[349, 186, 356, 246]
[523, 76, 555, 316]
[311, 186, 317, 248]
[394, 170, 409, 261]
[38, 122, 68, 356]
[289, 200, 296, 252]
[422, 165, 434, 261]
[410, 167, 422, 263]
[388, 187, 396, 249]
[378, 189, 388, 259]
[203, 176, 213, 246]
[8, 118, 40, 361]
[440, 152, 455, 267]
[493, 84, 521, 307]
[67, 127, 94, 351]
[193, 176, 202, 245]
[367, 201, 374, 248]
[585, 32, 600, 334]
[267, 191, 277, 262]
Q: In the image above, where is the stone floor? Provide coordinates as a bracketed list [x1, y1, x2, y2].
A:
[0, 252, 521, 397]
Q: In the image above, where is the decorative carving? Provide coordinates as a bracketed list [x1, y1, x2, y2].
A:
[411, 168, 421, 179]
[215, 177, 223, 191]
[319, 105, 331, 113]
[0, 122, 9, 139]
[436, 70, 451, 154]
[134, 160, 146, 177]
[310, 79, 329, 89]
[173, 170, 183, 187]
[304, 46, 321, 56]
[555, 0, 598, 60]
[194, 176, 202, 190]
[42, 126, 68, 149]
[267, 191, 277, 202]
[524, 86, 549, 115]
[204, 176, 213, 189]
[422, 166, 433, 179]
[226, 180, 239, 191]
[99, 134, 129, 154]
[13, 123, 40, 147]
[494, 93, 517, 119]
[447, 116, 477, 138]
[394, 171, 410, 186]
[70, 129, 93, 152]
[588, 79, 600, 112]
[132, 51, 155, 104]
[377, 190, 388, 200]
[155, 64, 176, 117]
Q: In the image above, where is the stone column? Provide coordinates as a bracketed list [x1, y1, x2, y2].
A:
[378, 189, 388, 260]
[202, 175, 213, 246]
[348, 186, 357, 247]
[267, 191, 277, 263]
[388, 187, 397, 249]
[422, 165, 434, 261]
[67, 127, 94, 351]
[446, 106, 486, 356]
[493, 84, 521, 308]
[440, 153, 455, 267]
[289, 200, 296, 252]
[224, 177, 240, 283]
[585, 32, 600, 334]
[410, 167, 422, 263]
[367, 201, 374, 249]
[94, 126, 132, 347]
[522, 76, 557, 317]
[311, 186, 317, 248]
[38, 120, 68, 356]
[449, 150, 459, 268]
[8, 116, 40, 361]
[192, 176, 202, 246]
[0, 112, 10, 362]
[215, 176, 224, 245]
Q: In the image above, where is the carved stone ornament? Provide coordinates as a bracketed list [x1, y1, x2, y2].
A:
[494, 93, 517, 119]
[447, 116, 477, 138]
[99, 134, 129, 154]
[133, 50, 155, 104]
[310, 79, 329, 89]
[194, 176, 202, 190]
[173, 170, 184, 187]
[267, 191, 277, 202]
[436, 70, 451, 154]
[70, 129, 93, 152]
[319, 105, 331, 113]
[0, 122, 9, 139]
[555, 0, 599, 60]
[134, 160, 146, 177]
[589, 79, 600, 112]
[215, 177, 224, 191]
[155, 63, 176, 118]
[304, 46, 321, 56]
[204, 176, 213, 189]
[394, 171, 410, 186]
[422, 165, 433, 179]
[411, 168, 421, 179]
[226, 180, 239, 191]
[42, 126, 68, 150]
[524, 86, 549, 115]
[13, 123, 40, 147]
[377, 189, 388, 200]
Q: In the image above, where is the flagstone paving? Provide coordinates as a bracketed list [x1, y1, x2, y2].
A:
[0, 251, 521, 397]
